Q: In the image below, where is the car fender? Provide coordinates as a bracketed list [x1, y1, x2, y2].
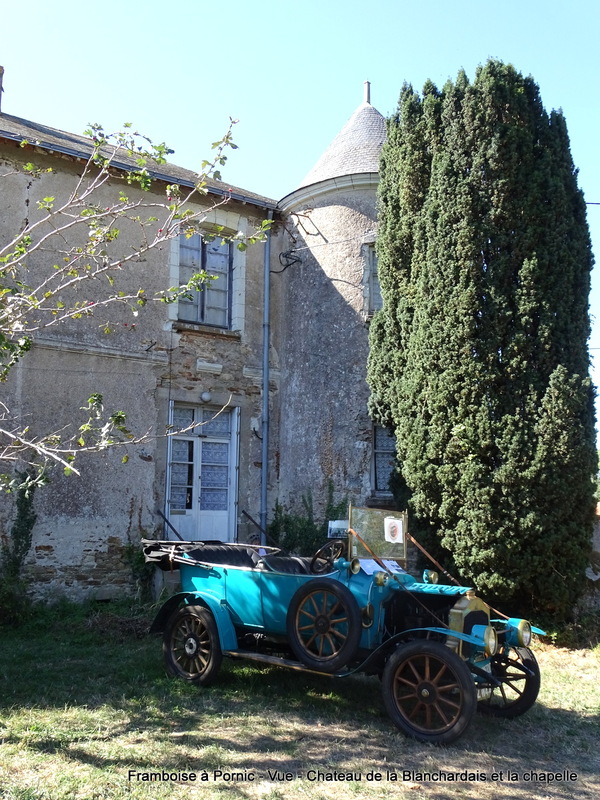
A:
[376, 627, 487, 659]
[149, 591, 238, 650]
[424, 626, 486, 649]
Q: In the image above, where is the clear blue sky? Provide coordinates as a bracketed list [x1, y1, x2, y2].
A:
[2, 0, 600, 428]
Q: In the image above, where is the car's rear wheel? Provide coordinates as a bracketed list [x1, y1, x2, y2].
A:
[382, 640, 477, 744]
[163, 605, 222, 686]
[477, 646, 540, 718]
[286, 579, 361, 673]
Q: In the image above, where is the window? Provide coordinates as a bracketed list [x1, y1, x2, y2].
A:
[177, 233, 233, 328]
[373, 425, 396, 494]
[363, 243, 383, 317]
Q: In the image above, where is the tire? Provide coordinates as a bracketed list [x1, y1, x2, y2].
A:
[286, 579, 361, 673]
[477, 646, 540, 718]
[382, 640, 477, 744]
[163, 605, 222, 686]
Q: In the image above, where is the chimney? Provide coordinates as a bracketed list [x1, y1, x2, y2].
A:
[363, 80, 371, 105]
[0, 66, 4, 113]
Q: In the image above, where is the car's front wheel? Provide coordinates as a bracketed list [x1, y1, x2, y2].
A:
[477, 646, 540, 718]
[163, 605, 222, 686]
[382, 640, 477, 744]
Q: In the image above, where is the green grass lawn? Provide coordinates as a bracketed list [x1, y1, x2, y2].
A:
[1, 600, 599, 800]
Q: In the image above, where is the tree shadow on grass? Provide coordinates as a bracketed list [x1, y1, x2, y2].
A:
[17, 703, 600, 800]
[1, 606, 599, 799]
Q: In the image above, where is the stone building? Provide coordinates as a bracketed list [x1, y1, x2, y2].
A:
[0, 85, 394, 599]
[276, 83, 390, 516]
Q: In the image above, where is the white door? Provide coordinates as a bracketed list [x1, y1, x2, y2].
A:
[166, 404, 239, 542]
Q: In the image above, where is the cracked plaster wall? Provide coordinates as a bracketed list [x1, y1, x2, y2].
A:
[0, 142, 283, 598]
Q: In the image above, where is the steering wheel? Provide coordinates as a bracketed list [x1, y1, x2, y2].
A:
[310, 539, 346, 574]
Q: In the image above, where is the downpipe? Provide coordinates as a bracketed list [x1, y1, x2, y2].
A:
[260, 210, 274, 543]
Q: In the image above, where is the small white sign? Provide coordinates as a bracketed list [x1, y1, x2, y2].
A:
[384, 516, 404, 544]
[360, 559, 406, 575]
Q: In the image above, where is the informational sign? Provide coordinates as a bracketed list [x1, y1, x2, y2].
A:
[360, 559, 407, 575]
[328, 520, 349, 539]
[384, 516, 404, 544]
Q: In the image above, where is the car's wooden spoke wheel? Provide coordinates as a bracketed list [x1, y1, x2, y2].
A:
[287, 579, 361, 673]
[477, 646, 540, 718]
[382, 640, 476, 744]
[163, 605, 222, 686]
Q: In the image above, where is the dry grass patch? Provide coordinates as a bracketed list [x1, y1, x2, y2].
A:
[0, 602, 598, 800]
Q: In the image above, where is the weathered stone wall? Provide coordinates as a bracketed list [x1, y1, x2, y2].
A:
[583, 512, 600, 609]
[275, 184, 380, 518]
[8, 344, 165, 599]
[0, 141, 282, 598]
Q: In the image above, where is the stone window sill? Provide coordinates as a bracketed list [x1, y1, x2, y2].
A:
[173, 321, 242, 341]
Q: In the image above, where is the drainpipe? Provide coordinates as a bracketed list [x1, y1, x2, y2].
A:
[260, 209, 274, 543]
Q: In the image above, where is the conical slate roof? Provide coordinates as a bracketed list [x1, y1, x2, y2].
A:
[297, 99, 386, 189]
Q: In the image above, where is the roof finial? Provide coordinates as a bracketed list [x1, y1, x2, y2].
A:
[363, 80, 371, 105]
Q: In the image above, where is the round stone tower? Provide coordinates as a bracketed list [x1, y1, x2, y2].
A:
[274, 84, 392, 517]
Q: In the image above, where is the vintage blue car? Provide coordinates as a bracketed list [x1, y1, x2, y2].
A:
[143, 507, 543, 744]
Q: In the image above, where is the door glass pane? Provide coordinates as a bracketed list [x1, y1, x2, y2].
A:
[170, 437, 194, 510]
[202, 408, 231, 437]
[172, 438, 193, 462]
[171, 463, 192, 484]
[200, 488, 228, 511]
[201, 464, 228, 488]
[200, 437, 229, 511]
[170, 487, 189, 511]
[202, 442, 229, 464]
[173, 407, 195, 431]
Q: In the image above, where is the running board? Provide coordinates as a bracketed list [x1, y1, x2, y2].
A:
[223, 649, 350, 677]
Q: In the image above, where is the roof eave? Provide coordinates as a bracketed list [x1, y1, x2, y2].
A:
[0, 127, 278, 212]
[278, 172, 379, 214]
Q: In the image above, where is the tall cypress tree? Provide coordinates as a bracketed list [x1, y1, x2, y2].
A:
[368, 60, 597, 619]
